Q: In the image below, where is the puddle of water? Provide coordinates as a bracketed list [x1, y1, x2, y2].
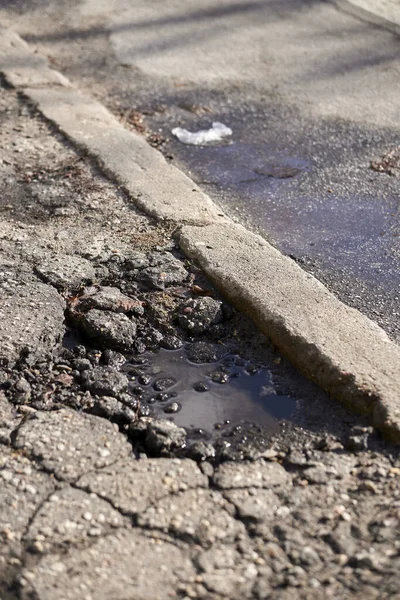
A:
[123, 347, 296, 434]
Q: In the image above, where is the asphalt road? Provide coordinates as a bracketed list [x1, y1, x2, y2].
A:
[1, 9, 400, 599]
[2, 0, 399, 340]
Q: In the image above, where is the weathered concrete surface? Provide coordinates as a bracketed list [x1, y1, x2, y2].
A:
[0, 447, 55, 557]
[24, 87, 225, 225]
[0, 277, 65, 368]
[0, 392, 21, 445]
[0, 26, 70, 88]
[3, 403, 400, 600]
[34, 254, 97, 291]
[26, 485, 129, 553]
[137, 487, 246, 546]
[213, 460, 292, 490]
[19, 530, 197, 600]
[14, 409, 132, 482]
[179, 222, 400, 441]
[223, 488, 281, 524]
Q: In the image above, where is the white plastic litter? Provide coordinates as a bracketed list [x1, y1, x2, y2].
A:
[171, 122, 232, 145]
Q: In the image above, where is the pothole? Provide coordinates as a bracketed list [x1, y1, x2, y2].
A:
[123, 347, 296, 436]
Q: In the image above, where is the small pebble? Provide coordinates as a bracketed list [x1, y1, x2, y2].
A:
[138, 374, 152, 386]
[193, 382, 209, 393]
[156, 392, 177, 402]
[153, 377, 177, 392]
[131, 386, 145, 395]
[139, 404, 151, 417]
[210, 370, 230, 384]
[164, 402, 181, 414]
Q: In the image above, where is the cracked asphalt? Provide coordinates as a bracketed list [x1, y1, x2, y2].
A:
[2, 394, 400, 599]
[0, 80, 400, 599]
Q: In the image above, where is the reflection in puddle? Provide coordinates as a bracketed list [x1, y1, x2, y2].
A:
[123, 347, 296, 433]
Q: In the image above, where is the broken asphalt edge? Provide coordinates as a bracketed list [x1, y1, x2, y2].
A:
[327, 0, 400, 36]
[0, 26, 399, 442]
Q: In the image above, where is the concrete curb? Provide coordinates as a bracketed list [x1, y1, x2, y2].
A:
[1, 28, 399, 441]
[328, 0, 400, 35]
[0, 27, 70, 88]
[24, 88, 225, 226]
[179, 223, 400, 442]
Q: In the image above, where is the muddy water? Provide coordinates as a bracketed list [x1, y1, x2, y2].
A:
[123, 348, 296, 434]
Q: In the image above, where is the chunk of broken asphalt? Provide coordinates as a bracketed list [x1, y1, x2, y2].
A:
[185, 341, 227, 364]
[76, 309, 137, 351]
[80, 366, 129, 399]
[178, 296, 223, 334]
[35, 254, 96, 291]
[90, 396, 137, 424]
[145, 419, 187, 455]
[77, 286, 144, 315]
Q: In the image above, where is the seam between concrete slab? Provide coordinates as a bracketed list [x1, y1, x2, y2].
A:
[327, 0, 400, 35]
[0, 27, 399, 442]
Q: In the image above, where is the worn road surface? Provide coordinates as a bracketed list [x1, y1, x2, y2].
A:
[0, 2, 400, 599]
